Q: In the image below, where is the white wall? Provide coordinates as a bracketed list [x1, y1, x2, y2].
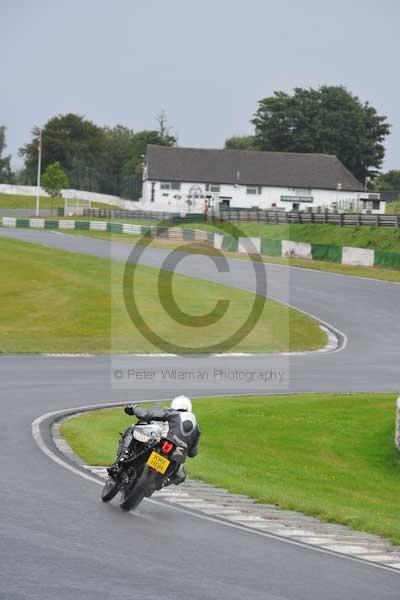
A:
[0, 184, 51, 197]
[141, 179, 372, 213]
[0, 183, 140, 210]
[342, 247, 374, 267]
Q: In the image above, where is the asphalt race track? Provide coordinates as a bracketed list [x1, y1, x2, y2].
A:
[1, 228, 399, 599]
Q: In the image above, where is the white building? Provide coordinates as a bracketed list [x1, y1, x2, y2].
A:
[142, 146, 384, 214]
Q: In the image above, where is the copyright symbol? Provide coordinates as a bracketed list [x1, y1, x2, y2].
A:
[122, 217, 267, 354]
[113, 369, 124, 379]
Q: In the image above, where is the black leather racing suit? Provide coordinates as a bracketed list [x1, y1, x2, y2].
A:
[117, 405, 201, 485]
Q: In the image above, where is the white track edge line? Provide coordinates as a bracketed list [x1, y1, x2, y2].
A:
[31, 402, 400, 576]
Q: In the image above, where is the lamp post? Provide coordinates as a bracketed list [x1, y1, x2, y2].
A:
[35, 129, 42, 217]
[336, 182, 342, 210]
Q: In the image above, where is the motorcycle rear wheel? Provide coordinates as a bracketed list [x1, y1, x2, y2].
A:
[120, 466, 161, 511]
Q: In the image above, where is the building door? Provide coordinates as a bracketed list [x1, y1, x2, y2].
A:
[219, 198, 231, 209]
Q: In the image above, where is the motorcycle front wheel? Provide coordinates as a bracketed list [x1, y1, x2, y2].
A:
[101, 476, 120, 502]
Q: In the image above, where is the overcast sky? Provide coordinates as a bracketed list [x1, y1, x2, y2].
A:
[1, 0, 399, 170]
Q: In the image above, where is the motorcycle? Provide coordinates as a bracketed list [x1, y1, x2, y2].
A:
[101, 420, 185, 511]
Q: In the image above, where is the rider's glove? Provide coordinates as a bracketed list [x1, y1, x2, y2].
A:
[124, 404, 137, 416]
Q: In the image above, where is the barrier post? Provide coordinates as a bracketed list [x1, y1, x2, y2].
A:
[395, 397, 400, 451]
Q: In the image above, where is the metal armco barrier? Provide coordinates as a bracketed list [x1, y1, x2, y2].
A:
[82, 208, 206, 222]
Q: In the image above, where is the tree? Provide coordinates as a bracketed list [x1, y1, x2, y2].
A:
[156, 110, 177, 147]
[19, 113, 108, 184]
[101, 124, 177, 196]
[374, 170, 400, 191]
[41, 162, 68, 214]
[251, 86, 390, 181]
[225, 135, 257, 150]
[121, 129, 175, 177]
[19, 112, 177, 198]
[0, 126, 13, 182]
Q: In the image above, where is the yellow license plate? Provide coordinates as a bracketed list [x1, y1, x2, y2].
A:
[146, 451, 170, 474]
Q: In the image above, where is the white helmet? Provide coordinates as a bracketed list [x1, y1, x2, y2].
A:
[170, 395, 192, 412]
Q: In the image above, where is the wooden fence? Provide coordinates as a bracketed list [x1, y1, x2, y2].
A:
[212, 210, 400, 227]
[82, 208, 400, 228]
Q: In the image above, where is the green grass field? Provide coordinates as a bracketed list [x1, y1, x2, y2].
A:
[0, 237, 325, 353]
[0, 193, 117, 210]
[61, 393, 400, 544]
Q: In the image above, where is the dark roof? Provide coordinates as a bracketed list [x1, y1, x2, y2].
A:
[146, 145, 363, 192]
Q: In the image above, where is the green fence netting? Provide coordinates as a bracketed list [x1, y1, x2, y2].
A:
[140, 226, 151, 236]
[374, 250, 400, 270]
[75, 221, 90, 230]
[311, 243, 342, 263]
[260, 238, 282, 257]
[222, 236, 239, 252]
[15, 219, 30, 228]
[44, 220, 59, 229]
[107, 222, 123, 234]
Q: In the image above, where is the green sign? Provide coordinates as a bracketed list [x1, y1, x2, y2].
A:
[280, 196, 314, 203]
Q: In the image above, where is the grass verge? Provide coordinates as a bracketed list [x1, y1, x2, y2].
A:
[0, 237, 325, 353]
[65, 218, 400, 253]
[178, 221, 400, 253]
[60, 229, 400, 283]
[61, 393, 400, 544]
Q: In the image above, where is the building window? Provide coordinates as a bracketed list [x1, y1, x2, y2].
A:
[288, 188, 312, 196]
[206, 184, 221, 193]
[372, 200, 380, 210]
[246, 186, 259, 195]
[160, 182, 181, 190]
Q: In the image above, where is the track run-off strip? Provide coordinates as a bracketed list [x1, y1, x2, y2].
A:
[41, 326, 339, 359]
[32, 401, 400, 575]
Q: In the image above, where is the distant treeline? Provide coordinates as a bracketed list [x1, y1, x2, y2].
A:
[0, 85, 399, 197]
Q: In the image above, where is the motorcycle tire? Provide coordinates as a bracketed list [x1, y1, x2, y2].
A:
[101, 476, 120, 502]
[120, 466, 161, 512]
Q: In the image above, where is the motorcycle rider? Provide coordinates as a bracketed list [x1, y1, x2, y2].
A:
[108, 395, 200, 486]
